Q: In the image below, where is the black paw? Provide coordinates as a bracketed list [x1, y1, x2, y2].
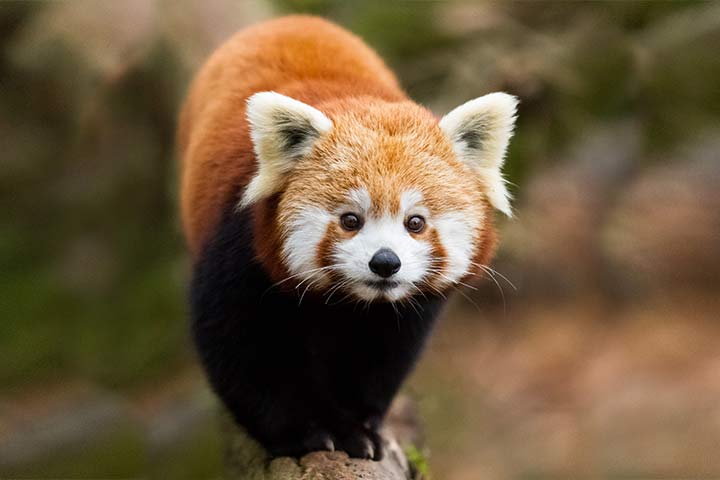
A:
[264, 424, 384, 461]
[302, 427, 336, 452]
[334, 425, 384, 461]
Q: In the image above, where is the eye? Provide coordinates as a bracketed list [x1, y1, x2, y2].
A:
[340, 213, 363, 231]
[406, 215, 426, 233]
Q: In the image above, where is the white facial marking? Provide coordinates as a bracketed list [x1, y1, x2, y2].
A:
[433, 212, 477, 285]
[282, 206, 333, 287]
[333, 189, 433, 302]
[345, 188, 372, 213]
[400, 190, 423, 212]
[281, 190, 480, 302]
[400, 189, 430, 221]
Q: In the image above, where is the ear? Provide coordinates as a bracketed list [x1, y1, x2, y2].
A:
[241, 91, 333, 207]
[439, 92, 518, 217]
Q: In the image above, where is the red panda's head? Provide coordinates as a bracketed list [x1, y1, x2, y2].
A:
[242, 92, 517, 302]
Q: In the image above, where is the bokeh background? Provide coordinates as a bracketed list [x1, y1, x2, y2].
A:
[2, 1, 719, 478]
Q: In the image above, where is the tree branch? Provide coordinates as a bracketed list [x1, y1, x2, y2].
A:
[221, 396, 424, 480]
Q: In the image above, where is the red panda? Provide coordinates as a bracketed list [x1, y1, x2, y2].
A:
[179, 15, 517, 460]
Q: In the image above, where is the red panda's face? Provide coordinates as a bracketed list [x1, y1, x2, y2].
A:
[244, 93, 517, 302]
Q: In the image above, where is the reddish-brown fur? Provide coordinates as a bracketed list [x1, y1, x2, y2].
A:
[179, 15, 496, 287]
[179, 16, 404, 253]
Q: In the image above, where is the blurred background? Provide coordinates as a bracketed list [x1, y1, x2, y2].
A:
[2, 1, 719, 478]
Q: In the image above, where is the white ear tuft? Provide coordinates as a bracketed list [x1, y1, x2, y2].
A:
[241, 91, 333, 207]
[439, 92, 518, 217]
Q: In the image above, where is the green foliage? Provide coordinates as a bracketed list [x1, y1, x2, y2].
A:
[405, 444, 431, 479]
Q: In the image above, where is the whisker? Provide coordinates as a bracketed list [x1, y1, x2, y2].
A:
[432, 271, 479, 292]
[261, 265, 335, 298]
[284, 266, 335, 288]
[408, 282, 428, 301]
[294, 268, 332, 290]
[418, 279, 447, 299]
[326, 290, 357, 306]
[472, 265, 507, 315]
[324, 278, 355, 304]
[405, 296, 423, 317]
[471, 262, 517, 291]
[449, 284, 483, 313]
[390, 301, 400, 324]
[298, 275, 327, 305]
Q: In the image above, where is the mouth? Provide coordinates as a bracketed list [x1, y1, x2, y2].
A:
[351, 278, 411, 302]
[363, 279, 400, 292]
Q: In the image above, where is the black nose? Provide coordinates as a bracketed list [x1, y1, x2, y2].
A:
[369, 248, 401, 278]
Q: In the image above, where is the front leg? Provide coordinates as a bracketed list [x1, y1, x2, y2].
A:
[337, 297, 445, 441]
[258, 400, 383, 460]
[195, 318, 384, 460]
[193, 331, 333, 458]
[300, 350, 386, 460]
[248, 381, 384, 460]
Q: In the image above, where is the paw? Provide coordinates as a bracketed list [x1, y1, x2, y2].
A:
[302, 428, 336, 453]
[264, 424, 383, 461]
[334, 425, 384, 461]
